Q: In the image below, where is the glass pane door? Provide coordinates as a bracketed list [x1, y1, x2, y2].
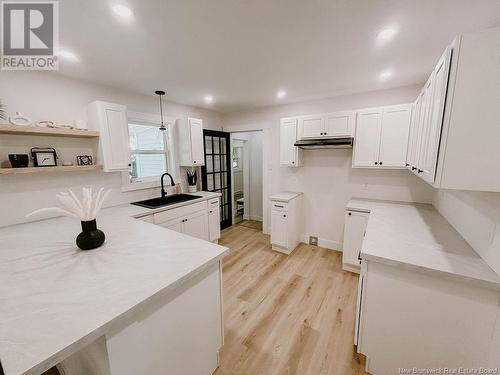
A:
[201, 130, 232, 229]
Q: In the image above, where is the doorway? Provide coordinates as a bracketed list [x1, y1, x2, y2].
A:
[201, 130, 232, 230]
[230, 131, 263, 228]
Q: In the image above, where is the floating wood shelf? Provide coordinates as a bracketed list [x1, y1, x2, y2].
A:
[0, 124, 99, 138]
[0, 165, 102, 175]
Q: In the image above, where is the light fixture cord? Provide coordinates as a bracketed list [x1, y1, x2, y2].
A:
[159, 94, 165, 129]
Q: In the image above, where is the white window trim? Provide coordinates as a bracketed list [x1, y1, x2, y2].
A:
[121, 111, 177, 192]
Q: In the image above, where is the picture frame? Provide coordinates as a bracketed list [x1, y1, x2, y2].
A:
[77, 155, 93, 166]
[30, 148, 57, 167]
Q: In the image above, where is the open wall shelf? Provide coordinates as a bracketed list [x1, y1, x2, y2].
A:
[0, 165, 102, 175]
[0, 124, 99, 138]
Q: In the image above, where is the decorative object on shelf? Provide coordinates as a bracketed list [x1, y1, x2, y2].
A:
[31, 147, 57, 167]
[77, 155, 93, 166]
[155, 90, 167, 131]
[187, 169, 197, 193]
[73, 119, 88, 130]
[0, 99, 5, 120]
[35, 120, 56, 128]
[8, 154, 29, 168]
[8, 112, 32, 126]
[27, 187, 112, 250]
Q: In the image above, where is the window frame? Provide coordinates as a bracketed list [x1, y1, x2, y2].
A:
[121, 111, 176, 192]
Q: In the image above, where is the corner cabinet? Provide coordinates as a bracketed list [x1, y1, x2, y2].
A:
[297, 111, 355, 139]
[280, 117, 303, 167]
[173, 118, 205, 166]
[353, 104, 411, 169]
[88, 101, 130, 172]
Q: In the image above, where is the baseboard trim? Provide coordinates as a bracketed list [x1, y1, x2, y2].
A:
[301, 235, 342, 251]
[249, 215, 263, 222]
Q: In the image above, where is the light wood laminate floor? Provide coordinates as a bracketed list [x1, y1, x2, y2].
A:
[215, 222, 368, 375]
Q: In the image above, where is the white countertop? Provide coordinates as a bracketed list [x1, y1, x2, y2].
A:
[0, 192, 228, 375]
[269, 191, 303, 203]
[347, 198, 500, 290]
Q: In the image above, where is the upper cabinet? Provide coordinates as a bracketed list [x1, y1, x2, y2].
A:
[408, 27, 500, 191]
[353, 104, 412, 169]
[297, 111, 355, 139]
[88, 101, 130, 172]
[173, 118, 205, 166]
[280, 117, 303, 167]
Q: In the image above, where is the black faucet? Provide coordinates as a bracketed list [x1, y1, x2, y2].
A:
[161, 173, 175, 198]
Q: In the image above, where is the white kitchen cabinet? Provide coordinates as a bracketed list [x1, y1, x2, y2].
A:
[173, 118, 205, 166]
[153, 199, 219, 241]
[353, 104, 411, 168]
[208, 198, 221, 242]
[88, 101, 130, 172]
[297, 111, 355, 139]
[269, 193, 302, 255]
[342, 210, 369, 273]
[279, 117, 303, 167]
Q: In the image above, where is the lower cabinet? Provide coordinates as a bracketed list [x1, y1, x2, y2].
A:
[342, 210, 369, 273]
[152, 199, 220, 242]
[269, 195, 302, 255]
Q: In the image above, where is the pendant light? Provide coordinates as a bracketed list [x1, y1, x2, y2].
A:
[155, 90, 167, 131]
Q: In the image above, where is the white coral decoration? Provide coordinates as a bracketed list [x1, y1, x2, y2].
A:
[27, 187, 112, 221]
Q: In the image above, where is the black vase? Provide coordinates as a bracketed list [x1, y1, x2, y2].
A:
[76, 219, 105, 250]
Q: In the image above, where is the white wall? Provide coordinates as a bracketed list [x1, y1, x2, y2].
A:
[222, 84, 435, 245]
[433, 189, 500, 276]
[0, 71, 222, 227]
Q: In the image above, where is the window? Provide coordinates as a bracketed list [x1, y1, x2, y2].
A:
[123, 119, 170, 190]
[232, 146, 242, 170]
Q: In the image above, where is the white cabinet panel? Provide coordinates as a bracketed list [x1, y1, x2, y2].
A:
[342, 210, 369, 272]
[298, 115, 324, 139]
[208, 199, 221, 242]
[279, 118, 302, 167]
[189, 118, 205, 166]
[407, 96, 422, 172]
[353, 109, 382, 167]
[378, 105, 411, 168]
[183, 210, 209, 241]
[271, 210, 288, 249]
[88, 101, 130, 172]
[158, 217, 183, 233]
[174, 118, 205, 167]
[324, 111, 354, 137]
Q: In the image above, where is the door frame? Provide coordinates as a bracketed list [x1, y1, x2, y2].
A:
[201, 129, 232, 230]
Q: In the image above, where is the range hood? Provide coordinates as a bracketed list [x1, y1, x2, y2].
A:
[294, 137, 353, 149]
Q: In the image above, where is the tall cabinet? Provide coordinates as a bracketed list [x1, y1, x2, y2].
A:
[173, 118, 205, 166]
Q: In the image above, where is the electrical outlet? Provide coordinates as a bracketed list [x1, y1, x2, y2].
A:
[309, 236, 318, 246]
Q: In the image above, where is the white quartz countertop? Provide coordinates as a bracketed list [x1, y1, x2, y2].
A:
[0, 192, 228, 375]
[347, 198, 500, 290]
[269, 192, 303, 203]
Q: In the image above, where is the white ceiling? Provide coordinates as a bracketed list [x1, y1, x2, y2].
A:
[58, 0, 500, 113]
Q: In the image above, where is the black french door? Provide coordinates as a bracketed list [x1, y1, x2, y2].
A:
[201, 130, 232, 230]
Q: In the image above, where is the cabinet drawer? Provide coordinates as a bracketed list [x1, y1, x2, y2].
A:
[208, 198, 220, 207]
[270, 201, 288, 212]
[154, 201, 207, 224]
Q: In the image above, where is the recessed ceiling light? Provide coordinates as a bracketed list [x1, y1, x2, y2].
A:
[276, 90, 287, 99]
[112, 4, 133, 19]
[57, 49, 79, 62]
[379, 70, 393, 81]
[204, 95, 214, 104]
[377, 27, 398, 43]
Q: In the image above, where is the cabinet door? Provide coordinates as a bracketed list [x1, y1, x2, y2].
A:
[378, 105, 411, 168]
[324, 111, 355, 137]
[182, 210, 209, 240]
[353, 109, 382, 167]
[415, 75, 435, 175]
[271, 209, 288, 248]
[297, 115, 324, 139]
[189, 118, 205, 166]
[420, 47, 452, 184]
[342, 211, 369, 268]
[280, 118, 300, 167]
[208, 203, 221, 242]
[158, 217, 184, 233]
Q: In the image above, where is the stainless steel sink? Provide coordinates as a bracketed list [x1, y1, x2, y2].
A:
[131, 194, 201, 209]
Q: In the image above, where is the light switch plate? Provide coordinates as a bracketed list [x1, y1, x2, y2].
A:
[309, 236, 318, 246]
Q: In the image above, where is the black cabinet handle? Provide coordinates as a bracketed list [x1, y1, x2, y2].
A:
[411, 167, 416, 171]
[324, 132, 327, 135]
[320, 133, 324, 135]
[348, 212, 352, 216]
[405, 163, 409, 167]
[193, 161, 197, 164]
[379, 162, 383, 165]
[209, 210, 212, 214]
[418, 169, 423, 174]
[292, 161, 295, 164]
[283, 214, 287, 218]
[128, 163, 132, 167]
[374, 162, 378, 165]
[274, 205, 284, 208]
